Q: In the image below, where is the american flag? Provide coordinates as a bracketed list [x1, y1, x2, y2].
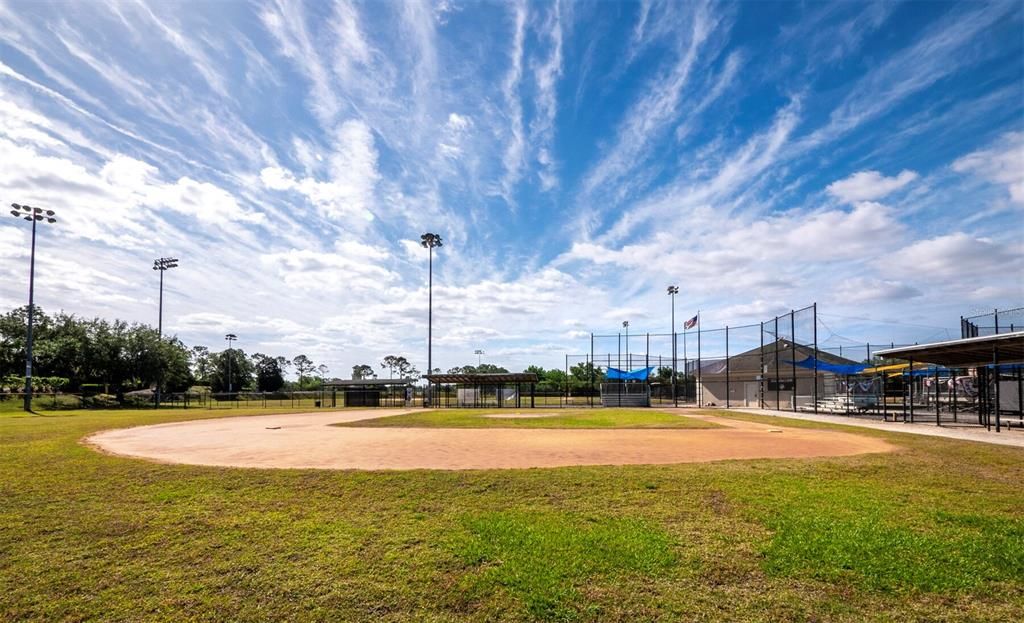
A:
[683, 314, 698, 330]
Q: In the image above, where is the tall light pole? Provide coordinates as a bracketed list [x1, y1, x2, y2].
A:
[225, 333, 237, 394]
[152, 257, 178, 408]
[668, 286, 679, 407]
[622, 321, 629, 370]
[10, 203, 57, 412]
[420, 232, 442, 405]
[152, 258, 179, 338]
[474, 349, 484, 368]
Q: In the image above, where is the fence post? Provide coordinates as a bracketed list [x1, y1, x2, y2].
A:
[565, 354, 569, 407]
[590, 333, 595, 408]
[725, 325, 730, 408]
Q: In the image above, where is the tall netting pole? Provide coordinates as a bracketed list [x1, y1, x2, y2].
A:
[646, 333, 650, 406]
[813, 303, 818, 414]
[697, 313, 702, 407]
[725, 325, 730, 409]
[760, 321, 765, 409]
[774, 315, 781, 410]
[790, 310, 797, 411]
[682, 328, 688, 405]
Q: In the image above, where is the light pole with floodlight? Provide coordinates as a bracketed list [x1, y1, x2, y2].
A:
[420, 232, 442, 405]
[225, 333, 237, 394]
[9, 203, 57, 412]
[474, 349, 484, 368]
[667, 285, 679, 406]
[152, 257, 179, 407]
[622, 321, 629, 369]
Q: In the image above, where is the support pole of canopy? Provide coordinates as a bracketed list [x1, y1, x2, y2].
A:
[995, 346, 1001, 433]
[909, 357, 914, 424]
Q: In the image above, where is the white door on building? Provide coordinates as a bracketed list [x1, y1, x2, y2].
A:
[744, 382, 759, 407]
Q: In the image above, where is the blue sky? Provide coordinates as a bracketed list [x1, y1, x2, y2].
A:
[0, 0, 1021, 377]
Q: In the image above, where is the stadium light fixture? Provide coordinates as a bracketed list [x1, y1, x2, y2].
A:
[668, 286, 679, 406]
[9, 203, 58, 411]
[420, 232, 443, 404]
[225, 333, 238, 394]
[474, 349, 484, 367]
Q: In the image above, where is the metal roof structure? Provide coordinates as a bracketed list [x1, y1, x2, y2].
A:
[874, 331, 1024, 367]
[323, 378, 415, 387]
[424, 372, 540, 384]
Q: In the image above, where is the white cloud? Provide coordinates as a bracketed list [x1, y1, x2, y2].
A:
[826, 170, 918, 203]
[886, 233, 1021, 279]
[832, 278, 922, 304]
[499, 0, 527, 200]
[260, 120, 379, 221]
[951, 131, 1024, 204]
[447, 113, 472, 132]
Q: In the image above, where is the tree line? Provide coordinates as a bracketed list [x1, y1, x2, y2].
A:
[349, 358, 610, 393]
[2, 305, 620, 400]
[0, 306, 330, 398]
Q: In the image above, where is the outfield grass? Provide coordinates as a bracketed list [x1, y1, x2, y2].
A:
[339, 408, 721, 429]
[1, 407, 1023, 621]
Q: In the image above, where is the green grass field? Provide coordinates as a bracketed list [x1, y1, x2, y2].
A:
[2, 407, 1023, 621]
[339, 408, 721, 429]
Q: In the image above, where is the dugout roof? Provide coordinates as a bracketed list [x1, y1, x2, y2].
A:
[324, 378, 415, 387]
[424, 373, 540, 384]
[874, 331, 1024, 367]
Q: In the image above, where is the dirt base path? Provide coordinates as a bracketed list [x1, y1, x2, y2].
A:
[86, 409, 896, 470]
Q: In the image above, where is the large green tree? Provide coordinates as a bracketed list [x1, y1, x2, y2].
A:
[0, 307, 190, 395]
[292, 354, 315, 385]
[209, 349, 254, 393]
[252, 352, 286, 392]
[352, 364, 375, 380]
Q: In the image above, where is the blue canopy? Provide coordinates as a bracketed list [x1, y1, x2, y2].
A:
[606, 366, 655, 381]
[787, 356, 868, 376]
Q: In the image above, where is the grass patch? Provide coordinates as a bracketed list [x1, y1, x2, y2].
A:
[451, 510, 675, 620]
[2, 407, 1023, 621]
[753, 478, 1024, 593]
[338, 408, 721, 429]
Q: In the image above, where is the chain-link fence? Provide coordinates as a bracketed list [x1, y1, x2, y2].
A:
[578, 304, 826, 411]
[962, 307, 1024, 337]
[0, 389, 417, 412]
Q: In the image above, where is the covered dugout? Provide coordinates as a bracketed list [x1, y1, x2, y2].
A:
[323, 379, 415, 407]
[875, 331, 1024, 432]
[696, 338, 859, 409]
[423, 372, 540, 408]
